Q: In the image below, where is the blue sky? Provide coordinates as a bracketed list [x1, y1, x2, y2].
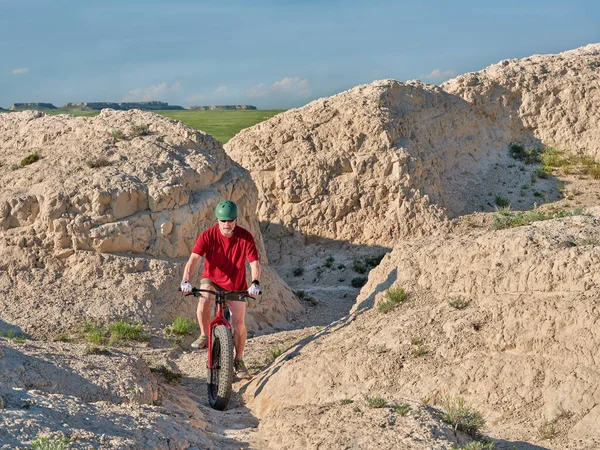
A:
[1, 0, 599, 109]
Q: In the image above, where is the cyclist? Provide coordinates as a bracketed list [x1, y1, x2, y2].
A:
[181, 200, 261, 379]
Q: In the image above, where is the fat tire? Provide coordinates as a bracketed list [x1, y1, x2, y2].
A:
[207, 324, 234, 410]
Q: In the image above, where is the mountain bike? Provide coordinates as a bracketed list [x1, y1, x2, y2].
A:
[184, 287, 258, 410]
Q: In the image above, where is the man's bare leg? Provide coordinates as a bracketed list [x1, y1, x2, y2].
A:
[197, 283, 215, 337]
[228, 300, 247, 360]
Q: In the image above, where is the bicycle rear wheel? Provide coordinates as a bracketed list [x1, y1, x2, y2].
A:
[207, 324, 234, 410]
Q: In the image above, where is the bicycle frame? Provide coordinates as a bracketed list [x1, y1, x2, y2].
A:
[184, 287, 253, 369]
[207, 291, 231, 369]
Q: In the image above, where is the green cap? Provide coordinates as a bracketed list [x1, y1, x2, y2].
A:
[215, 200, 238, 220]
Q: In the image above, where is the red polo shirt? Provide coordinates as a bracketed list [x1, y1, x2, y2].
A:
[192, 225, 259, 291]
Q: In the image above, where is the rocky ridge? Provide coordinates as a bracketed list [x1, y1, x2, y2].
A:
[0, 109, 301, 338]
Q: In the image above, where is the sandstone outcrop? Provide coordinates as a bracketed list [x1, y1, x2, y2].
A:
[188, 105, 257, 111]
[225, 79, 516, 255]
[9, 103, 57, 111]
[0, 110, 301, 338]
[63, 101, 185, 111]
[443, 43, 600, 160]
[244, 208, 600, 448]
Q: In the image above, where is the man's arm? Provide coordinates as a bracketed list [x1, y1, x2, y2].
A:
[182, 253, 202, 284]
[249, 260, 261, 285]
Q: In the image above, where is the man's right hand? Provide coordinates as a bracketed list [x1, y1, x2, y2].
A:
[181, 281, 193, 294]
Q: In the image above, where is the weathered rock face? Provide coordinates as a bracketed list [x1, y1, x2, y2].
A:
[245, 209, 600, 447]
[443, 43, 600, 160]
[225, 80, 513, 254]
[0, 110, 301, 337]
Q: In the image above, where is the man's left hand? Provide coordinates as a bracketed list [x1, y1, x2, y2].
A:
[248, 284, 260, 296]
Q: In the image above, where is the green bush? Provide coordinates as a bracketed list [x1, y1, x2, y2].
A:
[31, 434, 71, 450]
[111, 129, 125, 140]
[21, 152, 39, 166]
[351, 277, 368, 288]
[449, 297, 470, 310]
[352, 259, 368, 274]
[266, 345, 285, 363]
[377, 286, 407, 313]
[441, 397, 486, 437]
[292, 267, 304, 276]
[108, 321, 147, 343]
[394, 403, 411, 416]
[164, 317, 196, 335]
[508, 142, 541, 164]
[540, 147, 567, 168]
[131, 124, 149, 137]
[494, 196, 510, 208]
[365, 395, 386, 408]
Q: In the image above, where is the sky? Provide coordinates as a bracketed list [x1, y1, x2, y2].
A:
[1, 0, 599, 110]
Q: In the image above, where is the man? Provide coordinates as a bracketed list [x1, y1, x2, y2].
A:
[181, 200, 261, 379]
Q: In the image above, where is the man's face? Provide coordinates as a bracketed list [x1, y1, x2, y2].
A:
[218, 219, 236, 237]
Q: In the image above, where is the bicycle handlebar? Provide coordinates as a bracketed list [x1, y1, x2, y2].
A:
[178, 287, 262, 299]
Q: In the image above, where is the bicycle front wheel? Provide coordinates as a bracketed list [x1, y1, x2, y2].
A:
[207, 324, 234, 410]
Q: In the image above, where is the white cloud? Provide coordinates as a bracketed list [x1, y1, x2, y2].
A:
[121, 81, 182, 102]
[246, 77, 311, 98]
[214, 85, 227, 94]
[421, 69, 457, 83]
[11, 68, 29, 75]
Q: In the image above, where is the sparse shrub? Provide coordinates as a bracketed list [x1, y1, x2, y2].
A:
[315, 267, 324, 279]
[540, 147, 567, 168]
[365, 395, 386, 408]
[394, 403, 411, 416]
[86, 157, 111, 168]
[84, 346, 111, 356]
[83, 322, 105, 345]
[451, 441, 495, 450]
[580, 156, 600, 179]
[441, 396, 486, 437]
[324, 256, 335, 268]
[449, 297, 470, 310]
[151, 364, 182, 383]
[292, 267, 304, 276]
[54, 333, 72, 343]
[538, 421, 558, 440]
[494, 196, 510, 208]
[412, 345, 428, 357]
[341, 398, 354, 405]
[338, 263, 346, 270]
[266, 345, 285, 363]
[31, 434, 71, 450]
[377, 286, 407, 313]
[534, 166, 550, 179]
[10, 163, 20, 171]
[131, 124, 150, 137]
[364, 254, 385, 267]
[294, 290, 306, 300]
[111, 129, 125, 140]
[352, 258, 368, 274]
[351, 277, 367, 288]
[164, 317, 196, 335]
[21, 152, 39, 166]
[491, 206, 585, 230]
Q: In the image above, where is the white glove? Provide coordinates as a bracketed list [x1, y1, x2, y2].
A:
[248, 284, 260, 296]
[181, 281, 193, 294]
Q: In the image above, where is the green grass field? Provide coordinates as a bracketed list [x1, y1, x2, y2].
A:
[155, 109, 284, 143]
[5, 108, 285, 143]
